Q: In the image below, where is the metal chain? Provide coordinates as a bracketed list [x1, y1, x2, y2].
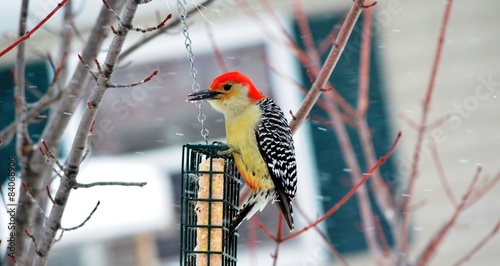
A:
[176, 0, 209, 144]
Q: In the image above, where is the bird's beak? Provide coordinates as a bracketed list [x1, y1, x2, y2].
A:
[187, 90, 222, 102]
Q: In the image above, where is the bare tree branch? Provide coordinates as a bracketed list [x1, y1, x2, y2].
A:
[452, 221, 500, 266]
[0, 0, 68, 57]
[417, 166, 481, 265]
[289, 0, 371, 134]
[61, 201, 100, 231]
[34, 0, 144, 260]
[119, 0, 215, 61]
[108, 70, 158, 88]
[15, 0, 32, 160]
[398, 1, 455, 260]
[282, 132, 401, 242]
[73, 181, 147, 189]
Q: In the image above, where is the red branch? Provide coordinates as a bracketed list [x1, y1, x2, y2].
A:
[417, 166, 481, 265]
[144, 70, 158, 82]
[205, 22, 228, 72]
[399, 0, 455, 254]
[253, 217, 277, 241]
[90, 120, 96, 133]
[289, 0, 368, 134]
[295, 202, 349, 265]
[373, 215, 390, 258]
[0, 0, 68, 57]
[46, 185, 54, 203]
[357, 5, 372, 117]
[38, 146, 46, 156]
[361, 1, 378, 8]
[281, 132, 401, 242]
[466, 172, 500, 209]
[271, 215, 283, 266]
[24, 228, 33, 238]
[94, 58, 102, 74]
[248, 219, 258, 265]
[431, 143, 457, 206]
[452, 221, 500, 266]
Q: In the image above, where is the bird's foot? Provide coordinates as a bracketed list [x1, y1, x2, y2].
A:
[213, 141, 240, 156]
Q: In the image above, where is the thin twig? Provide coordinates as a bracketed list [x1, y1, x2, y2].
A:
[354, 5, 399, 248]
[54, 230, 64, 244]
[0, 91, 62, 146]
[263, 58, 337, 122]
[81, 147, 92, 163]
[27, 52, 67, 109]
[57, 0, 73, 94]
[259, 0, 356, 118]
[101, 0, 121, 21]
[205, 22, 228, 72]
[295, 202, 349, 266]
[245, 0, 309, 65]
[108, 70, 158, 88]
[24, 229, 39, 254]
[323, 95, 382, 261]
[317, 14, 347, 56]
[62, 201, 100, 231]
[119, 0, 215, 61]
[400, 113, 450, 132]
[271, 215, 283, 266]
[282, 132, 401, 242]
[398, 0, 455, 258]
[356, 5, 372, 118]
[38, 145, 64, 179]
[417, 165, 481, 265]
[0, 0, 68, 57]
[425, 114, 451, 131]
[289, 0, 368, 134]
[248, 219, 258, 265]
[398, 113, 420, 131]
[373, 215, 391, 258]
[73, 181, 147, 189]
[318, 10, 384, 258]
[292, 0, 320, 66]
[21, 182, 47, 218]
[465, 172, 500, 209]
[130, 14, 172, 33]
[430, 143, 457, 206]
[252, 217, 277, 241]
[46, 186, 54, 204]
[452, 221, 500, 266]
[41, 140, 64, 171]
[77, 54, 98, 81]
[408, 199, 427, 213]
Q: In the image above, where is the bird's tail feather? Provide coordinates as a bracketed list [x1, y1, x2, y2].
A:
[275, 189, 294, 231]
[227, 191, 270, 239]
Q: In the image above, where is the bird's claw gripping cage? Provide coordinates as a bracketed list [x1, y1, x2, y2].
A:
[180, 144, 241, 265]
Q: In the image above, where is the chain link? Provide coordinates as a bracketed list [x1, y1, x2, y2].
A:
[176, 0, 209, 143]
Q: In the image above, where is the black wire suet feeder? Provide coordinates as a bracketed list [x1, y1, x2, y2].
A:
[180, 144, 241, 265]
[176, 0, 239, 263]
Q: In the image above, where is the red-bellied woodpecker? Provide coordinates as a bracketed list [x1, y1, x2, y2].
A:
[187, 71, 297, 238]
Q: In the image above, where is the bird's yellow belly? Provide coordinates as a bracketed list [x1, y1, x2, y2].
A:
[226, 112, 274, 191]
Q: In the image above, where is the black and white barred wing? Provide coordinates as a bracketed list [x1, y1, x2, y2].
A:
[255, 97, 297, 230]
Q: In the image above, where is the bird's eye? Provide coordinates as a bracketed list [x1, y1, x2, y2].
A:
[223, 84, 232, 91]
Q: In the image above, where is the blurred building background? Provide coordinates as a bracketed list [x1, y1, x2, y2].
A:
[1, 0, 499, 265]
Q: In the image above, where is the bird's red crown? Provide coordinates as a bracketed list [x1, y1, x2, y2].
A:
[210, 71, 266, 102]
